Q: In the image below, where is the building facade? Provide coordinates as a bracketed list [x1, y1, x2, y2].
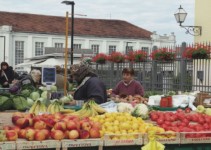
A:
[0, 11, 176, 67]
[195, 0, 211, 42]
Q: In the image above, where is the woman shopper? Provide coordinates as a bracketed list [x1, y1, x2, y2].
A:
[70, 63, 107, 104]
[0, 62, 18, 88]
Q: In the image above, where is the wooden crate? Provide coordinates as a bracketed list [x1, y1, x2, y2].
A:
[0, 141, 16, 150]
[103, 133, 143, 146]
[196, 92, 209, 106]
[61, 139, 103, 150]
[180, 132, 211, 144]
[16, 140, 61, 150]
[143, 132, 180, 145]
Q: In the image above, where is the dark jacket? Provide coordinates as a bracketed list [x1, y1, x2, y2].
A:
[0, 66, 16, 88]
[73, 76, 107, 104]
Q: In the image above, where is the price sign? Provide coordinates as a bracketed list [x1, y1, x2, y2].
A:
[41, 67, 56, 85]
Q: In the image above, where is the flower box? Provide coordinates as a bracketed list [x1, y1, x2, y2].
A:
[108, 52, 125, 63]
[183, 46, 210, 59]
[126, 50, 147, 62]
[150, 48, 176, 61]
[92, 53, 108, 64]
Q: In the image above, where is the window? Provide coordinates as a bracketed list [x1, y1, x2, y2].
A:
[142, 47, 149, 55]
[55, 43, 63, 48]
[126, 46, 133, 54]
[35, 42, 44, 56]
[73, 44, 82, 50]
[15, 41, 24, 65]
[109, 45, 116, 54]
[91, 45, 99, 54]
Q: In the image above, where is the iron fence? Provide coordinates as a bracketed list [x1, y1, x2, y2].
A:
[91, 42, 211, 94]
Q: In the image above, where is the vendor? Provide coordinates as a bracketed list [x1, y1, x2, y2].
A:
[112, 68, 144, 97]
[70, 63, 107, 104]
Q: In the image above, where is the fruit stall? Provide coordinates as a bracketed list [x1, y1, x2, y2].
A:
[1, 86, 211, 150]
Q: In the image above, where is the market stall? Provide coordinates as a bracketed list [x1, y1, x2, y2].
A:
[1, 83, 211, 150]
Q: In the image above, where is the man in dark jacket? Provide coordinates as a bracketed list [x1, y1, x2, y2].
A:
[71, 63, 107, 104]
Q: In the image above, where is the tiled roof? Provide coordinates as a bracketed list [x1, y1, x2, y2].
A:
[0, 11, 152, 39]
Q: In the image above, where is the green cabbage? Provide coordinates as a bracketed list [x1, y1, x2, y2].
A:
[59, 96, 71, 104]
[41, 91, 48, 100]
[30, 92, 40, 101]
[0, 95, 13, 111]
[27, 98, 34, 107]
[12, 95, 29, 111]
[50, 85, 57, 92]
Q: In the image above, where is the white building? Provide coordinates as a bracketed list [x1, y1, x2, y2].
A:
[0, 11, 176, 67]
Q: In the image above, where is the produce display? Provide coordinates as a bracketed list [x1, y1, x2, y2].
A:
[90, 112, 175, 140]
[150, 109, 211, 138]
[1, 112, 101, 141]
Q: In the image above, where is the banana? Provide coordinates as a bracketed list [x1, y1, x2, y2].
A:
[54, 103, 60, 113]
[60, 109, 75, 114]
[29, 100, 38, 114]
[40, 103, 47, 113]
[47, 103, 53, 113]
[34, 101, 41, 115]
[91, 103, 107, 114]
[50, 103, 56, 114]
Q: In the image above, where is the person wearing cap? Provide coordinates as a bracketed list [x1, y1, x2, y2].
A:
[0, 62, 18, 88]
[70, 63, 107, 104]
[112, 68, 144, 97]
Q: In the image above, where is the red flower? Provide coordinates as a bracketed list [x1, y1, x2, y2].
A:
[150, 48, 176, 61]
[126, 50, 147, 62]
[108, 52, 125, 63]
[92, 53, 108, 64]
[183, 44, 210, 59]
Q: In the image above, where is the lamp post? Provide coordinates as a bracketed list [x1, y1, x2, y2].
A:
[174, 5, 202, 36]
[62, 0, 75, 65]
[0, 36, 6, 61]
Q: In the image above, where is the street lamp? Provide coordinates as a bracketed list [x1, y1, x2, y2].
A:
[61, 0, 75, 65]
[0, 36, 6, 61]
[174, 5, 202, 36]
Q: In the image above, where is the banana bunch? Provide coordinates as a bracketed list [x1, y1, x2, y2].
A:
[47, 101, 75, 114]
[71, 99, 107, 118]
[0, 130, 7, 142]
[29, 100, 47, 115]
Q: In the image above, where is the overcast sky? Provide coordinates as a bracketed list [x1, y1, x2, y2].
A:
[0, 0, 195, 45]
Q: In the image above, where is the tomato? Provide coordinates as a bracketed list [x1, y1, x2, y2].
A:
[185, 107, 191, 113]
[157, 118, 164, 125]
[177, 108, 183, 113]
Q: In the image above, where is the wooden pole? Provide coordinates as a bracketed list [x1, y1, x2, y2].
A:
[64, 11, 69, 96]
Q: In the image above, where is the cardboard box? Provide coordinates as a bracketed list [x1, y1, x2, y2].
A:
[180, 132, 211, 144]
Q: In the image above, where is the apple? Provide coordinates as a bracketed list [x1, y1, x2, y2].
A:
[79, 130, 90, 139]
[89, 128, 100, 138]
[69, 130, 79, 139]
[40, 129, 50, 139]
[24, 113, 34, 119]
[51, 130, 64, 140]
[18, 129, 27, 138]
[6, 130, 18, 141]
[10, 126, 21, 133]
[15, 118, 30, 128]
[91, 122, 102, 130]
[81, 121, 91, 131]
[26, 129, 36, 141]
[54, 112, 64, 120]
[34, 120, 47, 130]
[3, 125, 12, 130]
[64, 130, 70, 139]
[66, 120, 78, 130]
[53, 121, 66, 131]
[43, 118, 56, 128]
[34, 130, 46, 141]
